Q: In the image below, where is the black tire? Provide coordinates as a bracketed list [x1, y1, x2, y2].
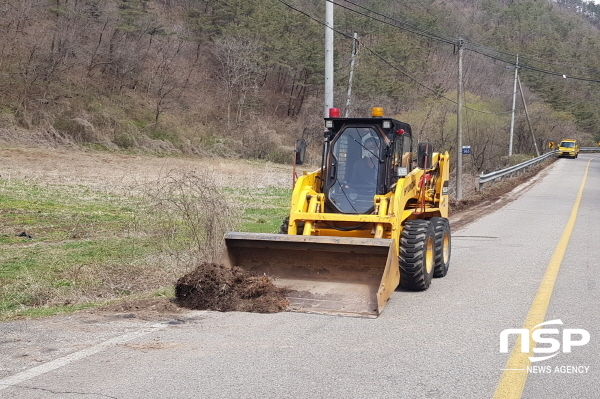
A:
[278, 217, 289, 234]
[278, 217, 305, 234]
[399, 219, 435, 291]
[429, 217, 451, 278]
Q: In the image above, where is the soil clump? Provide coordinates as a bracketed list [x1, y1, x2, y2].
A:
[175, 263, 289, 313]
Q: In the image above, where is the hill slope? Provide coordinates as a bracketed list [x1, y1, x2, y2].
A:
[1, 0, 599, 171]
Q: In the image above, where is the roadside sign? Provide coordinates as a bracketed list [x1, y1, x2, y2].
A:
[461, 145, 471, 155]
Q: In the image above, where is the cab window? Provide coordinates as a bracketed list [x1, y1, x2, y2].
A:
[326, 127, 382, 214]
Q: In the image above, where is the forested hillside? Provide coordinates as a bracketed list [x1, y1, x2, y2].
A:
[1, 0, 600, 174]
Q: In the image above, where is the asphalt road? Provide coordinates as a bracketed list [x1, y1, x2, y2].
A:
[0, 154, 598, 399]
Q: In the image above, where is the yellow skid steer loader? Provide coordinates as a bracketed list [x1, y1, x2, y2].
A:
[223, 107, 451, 317]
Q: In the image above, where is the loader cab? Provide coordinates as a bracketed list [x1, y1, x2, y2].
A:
[322, 108, 413, 214]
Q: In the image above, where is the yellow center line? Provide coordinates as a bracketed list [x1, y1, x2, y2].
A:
[492, 158, 593, 399]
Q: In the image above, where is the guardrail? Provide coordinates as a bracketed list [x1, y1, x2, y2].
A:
[477, 151, 556, 191]
[580, 147, 600, 153]
[477, 147, 600, 190]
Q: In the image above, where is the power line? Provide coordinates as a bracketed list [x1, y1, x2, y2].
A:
[362, 45, 511, 114]
[331, 0, 457, 45]
[276, 0, 353, 40]
[466, 42, 600, 76]
[275, 1, 457, 106]
[335, 0, 600, 82]
[466, 45, 600, 83]
[277, 0, 511, 115]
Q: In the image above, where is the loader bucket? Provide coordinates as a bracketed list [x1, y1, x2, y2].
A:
[222, 232, 400, 317]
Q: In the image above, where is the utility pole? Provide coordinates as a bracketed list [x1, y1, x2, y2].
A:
[324, 0, 334, 118]
[518, 75, 540, 156]
[509, 54, 519, 156]
[344, 32, 358, 117]
[456, 38, 464, 201]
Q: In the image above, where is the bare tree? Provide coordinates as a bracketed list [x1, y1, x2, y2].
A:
[211, 36, 263, 127]
[146, 38, 198, 128]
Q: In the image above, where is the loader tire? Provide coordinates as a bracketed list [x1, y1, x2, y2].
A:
[399, 219, 435, 291]
[278, 217, 304, 235]
[278, 217, 289, 234]
[429, 217, 451, 278]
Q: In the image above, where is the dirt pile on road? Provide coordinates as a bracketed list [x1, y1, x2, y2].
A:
[175, 263, 289, 313]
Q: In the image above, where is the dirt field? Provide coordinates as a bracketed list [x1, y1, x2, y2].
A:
[0, 146, 293, 190]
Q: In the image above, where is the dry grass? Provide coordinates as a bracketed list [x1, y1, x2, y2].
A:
[0, 147, 292, 319]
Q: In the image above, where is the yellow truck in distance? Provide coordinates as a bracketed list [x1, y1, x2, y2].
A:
[557, 139, 579, 158]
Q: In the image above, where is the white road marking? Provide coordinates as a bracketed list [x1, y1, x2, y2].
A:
[0, 321, 169, 391]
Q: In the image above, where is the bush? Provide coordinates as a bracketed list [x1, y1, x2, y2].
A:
[143, 171, 242, 263]
[54, 116, 100, 143]
[113, 133, 136, 149]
